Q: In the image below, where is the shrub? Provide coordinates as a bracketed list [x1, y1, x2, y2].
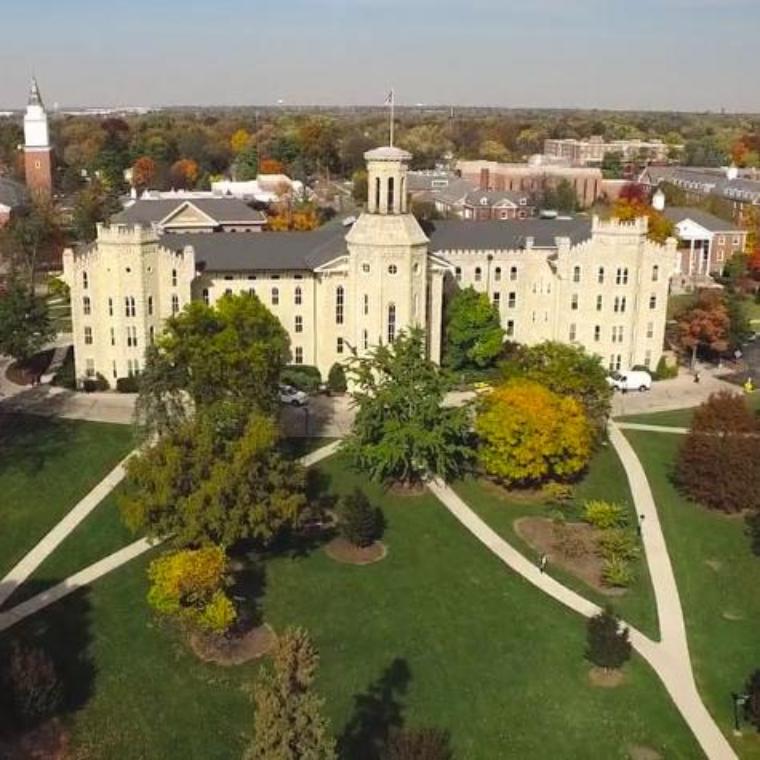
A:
[746, 511, 760, 556]
[746, 669, 760, 730]
[583, 500, 626, 530]
[385, 727, 453, 760]
[81, 372, 109, 392]
[602, 556, 634, 587]
[281, 365, 322, 393]
[337, 488, 381, 548]
[116, 375, 140, 393]
[675, 391, 760, 513]
[543, 482, 575, 506]
[597, 528, 639, 561]
[327, 362, 347, 394]
[7, 641, 62, 725]
[586, 606, 631, 669]
[654, 355, 678, 380]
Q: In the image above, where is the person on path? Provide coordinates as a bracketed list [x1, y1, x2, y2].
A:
[539, 554, 548, 573]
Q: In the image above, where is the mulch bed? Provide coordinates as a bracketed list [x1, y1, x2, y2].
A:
[0, 718, 69, 760]
[480, 478, 547, 504]
[324, 537, 387, 565]
[514, 517, 625, 596]
[5, 349, 55, 386]
[189, 624, 276, 665]
[627, 744, 663, 760]
[588, 666, 625, 688]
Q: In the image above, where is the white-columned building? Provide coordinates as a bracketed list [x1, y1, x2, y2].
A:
[63, 145, 678, 386]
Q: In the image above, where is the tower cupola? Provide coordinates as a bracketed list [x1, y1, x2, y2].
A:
[364, 146, 411, 215]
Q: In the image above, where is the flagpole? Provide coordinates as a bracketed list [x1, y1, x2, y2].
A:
[390, 88, 395, 147]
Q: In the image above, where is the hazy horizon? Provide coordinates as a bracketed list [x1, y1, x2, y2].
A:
[2, 0, 758, 113]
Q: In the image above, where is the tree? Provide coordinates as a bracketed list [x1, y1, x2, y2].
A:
[121, 412, 307, 548]
[71, 180, 121, 242]
[676, 290, 730, 366]
[259, 158, 285, 174]
[5, 641, 62, 726]
[170, 158, 200, 189]
[554, 179, 577, 212]
[586, 606, 631, 670]
[0, 277, 55, 362]
[131, 156, 157, 190]
[236, 142, 260, 181]
[601, 151, 623, 179]
[248, 627, 336, 760]
[746, 511, 760, 556]
[443, 286, 504, 371]
[499, 341, 612, 441]
[147, 546, 236, 634]
[230, 128, 251, 155]
[136, 292, 290, 435]
[479, 139, 510, 163]
[746, 670, 760, 730]
[475, 379, 593, 486]
[385, 728, 453, 760]
[327, 362, 347, 394]
[337, 489, 381, 548]
[352, 170, 368, 205]
[343, 328, 473, 485]
[675, 391, 760, 513]
[612, 198, 674, 244]
[2, 198, 61, 282]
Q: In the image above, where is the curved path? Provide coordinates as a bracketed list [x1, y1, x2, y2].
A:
[429, 422, 736, 760]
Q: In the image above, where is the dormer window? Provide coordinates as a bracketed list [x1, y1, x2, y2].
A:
[480, 197, 488, 206]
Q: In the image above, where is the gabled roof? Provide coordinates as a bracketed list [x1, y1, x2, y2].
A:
[0, 177, 28, 209]
[434, 178, 477, 205]
[111, 197, 266, 227]
[425, 217, 592, 251]
[663, 207, 742, 233]
[463, 189, 530, 207]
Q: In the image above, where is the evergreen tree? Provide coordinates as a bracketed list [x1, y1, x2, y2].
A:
[236, 143, 260, 181]
[443, 286, 504, 371]
[337, 489, 380, 548]
[586, 606, 631, 670]
[249, 628, 336, 760]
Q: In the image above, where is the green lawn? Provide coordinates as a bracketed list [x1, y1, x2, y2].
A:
[452, 446, 659, 641]
[2, 455, 702, 759]
[618, 393, 760, 428]
[0, 414, 135, 579]
[624, 431, 760, 758]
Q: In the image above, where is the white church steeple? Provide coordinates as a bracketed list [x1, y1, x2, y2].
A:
[24, 76, 50, 149]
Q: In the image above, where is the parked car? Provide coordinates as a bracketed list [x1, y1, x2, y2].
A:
[607, 370, 652, 393]
[279, 384, 309, 406]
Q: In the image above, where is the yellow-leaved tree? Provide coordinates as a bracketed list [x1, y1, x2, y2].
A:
[475, 379, 592, 486]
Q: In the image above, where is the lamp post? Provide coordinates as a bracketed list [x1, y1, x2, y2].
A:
[732, 691, 749, 736]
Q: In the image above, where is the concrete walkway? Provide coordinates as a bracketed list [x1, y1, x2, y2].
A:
[0, 454, 132, 608]
[429, 424, 737, 760]
[616, 422, 689, 434]
[0, 439, 340, 633]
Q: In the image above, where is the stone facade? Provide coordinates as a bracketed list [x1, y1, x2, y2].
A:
[63, 146, 677, 388]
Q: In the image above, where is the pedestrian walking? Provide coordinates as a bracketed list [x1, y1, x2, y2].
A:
[539, 554, 547, 574]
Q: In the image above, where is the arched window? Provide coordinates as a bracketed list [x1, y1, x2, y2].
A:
[510, 266, 518, 281]
[573, 265, 581, 283]
[108, 297, 113, 316]
[202, 288, 209, 305]
[652, 264, 660, 282]
[388, 264, 398, 275]
[335, 286, 344, 325]
[82, 271, 88, 290]
[171, 294, 179, 314]
[387, 303, 396, 343]
[83, 296, 91, 315]
[147, 296, 153, 316]
[171, 269, 177, 287]
[387, 176, 395, 213]
[294, 286, 302, 306]
[474, 267, 482, 282]
[271, 287, 279, 306]
[455, 266, 462, 282]
[494, 267, 502, 282]
[363, 329, 368, 350]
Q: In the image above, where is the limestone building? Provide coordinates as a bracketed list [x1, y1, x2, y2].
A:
[63, 145, 677, 387]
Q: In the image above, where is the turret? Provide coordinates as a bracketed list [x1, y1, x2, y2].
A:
[364, 146, 411, 215]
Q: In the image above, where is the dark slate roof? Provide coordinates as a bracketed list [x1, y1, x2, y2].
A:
[434, 178, 477, 205]
[663, 207, 742, 233]
[0, 177, 28, 209]
[463, 189, 531, 206]
[643, 167, 760, 203]
[425, 217, 592, 251]
[160, 226, 347, 272]
[112, 198, 266, 226]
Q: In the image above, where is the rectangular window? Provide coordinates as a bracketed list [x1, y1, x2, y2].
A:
[492, 292, 500, 308]
[571, 294, 579, 310]
[596, 295, 603, 311]
[83, 297, 91, 316]
[271, 288, 279, 306]
[110, 327, 115, 346]
[506, 320, 515, 337]
[508, 292, 516, 308]
[336, 337, 344, 355]
[295, 315, 303, 333]
[644, 350, 652, 369]
[569, 323, 576, 341]
[646, 322, 654, 339]
[649, 294, 657, 310]
[85, 358, 95, 377]
[294, 347, 303, 365]
[84, 326, 93, 345]
[510, 266, 518, 281]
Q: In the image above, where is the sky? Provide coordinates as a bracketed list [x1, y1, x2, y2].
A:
[1, 0, 758, 112]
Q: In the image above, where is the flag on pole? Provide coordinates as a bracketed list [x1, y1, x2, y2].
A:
[384, 89, 394, 105]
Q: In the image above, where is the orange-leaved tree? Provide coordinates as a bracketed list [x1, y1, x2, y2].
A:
[170, 159, 200, 189]
[612, 198, 675, 244]
[676, 290, 730, 366]
[259, 158, 285, 175]
[132, 156, 157, 191]
[475, 379, 593, 487]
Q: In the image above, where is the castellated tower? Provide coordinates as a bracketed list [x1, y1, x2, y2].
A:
[63, 224, 195, 387]
[344, 146, 444, 362]
[23, 77, 53, 196]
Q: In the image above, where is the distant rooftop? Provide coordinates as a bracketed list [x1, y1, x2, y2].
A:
[663, 207, 742, 233]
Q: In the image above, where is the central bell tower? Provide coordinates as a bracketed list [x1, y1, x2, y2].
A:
[365, 146, 410, 215]
[23, 77, 53, 196]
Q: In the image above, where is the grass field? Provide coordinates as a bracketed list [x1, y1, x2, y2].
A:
[618, 392, 760, 428]
[0, 414, 135, 579]
[452, 446, 659, 640]
[1, 454, 703, 759]
[624, 431, 760, 758]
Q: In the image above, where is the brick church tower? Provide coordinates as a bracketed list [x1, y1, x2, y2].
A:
[23, 77, 53, 196]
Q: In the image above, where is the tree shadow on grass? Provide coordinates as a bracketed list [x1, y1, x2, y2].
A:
[338, 658, 412, 760]
[0, 581, 94, 741]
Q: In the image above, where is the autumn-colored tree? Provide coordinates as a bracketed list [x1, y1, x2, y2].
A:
[475, 379, 593, 486]
[676, 290, 730, 366]
[675, 391, 760, 513]
[147, 546, 236, 634]
[617, 183, 649, 204]
[230, 128, 251, 155]
[131, 156, 157, 190]
[612, 198, 674, 244]
[748, 247, 760, 279]
[259, 158, 285, 174]
[249, 627, 336, 760]
[170, 158, 200, 189]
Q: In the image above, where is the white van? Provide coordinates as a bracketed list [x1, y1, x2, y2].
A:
[607, 370, 652, 392]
